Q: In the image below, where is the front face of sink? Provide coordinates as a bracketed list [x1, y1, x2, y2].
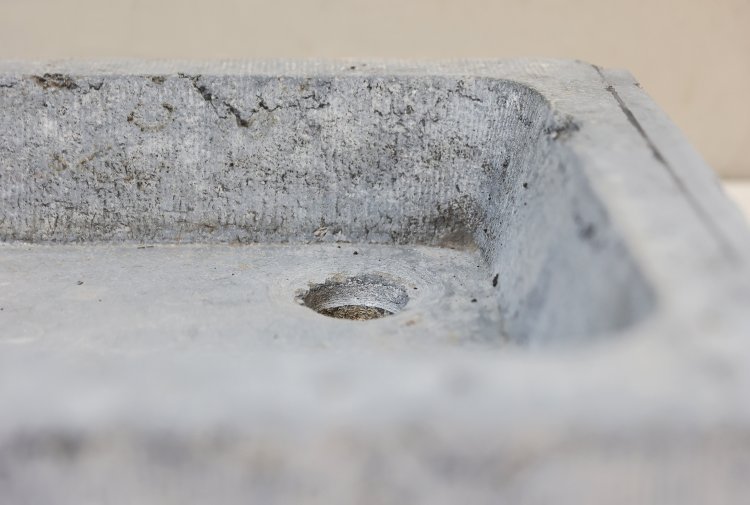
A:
[0, 69, 655, 347]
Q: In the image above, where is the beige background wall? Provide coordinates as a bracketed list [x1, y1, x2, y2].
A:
[1, 0, 749, 178]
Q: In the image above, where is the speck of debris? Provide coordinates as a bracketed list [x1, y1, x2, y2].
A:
[353, 251, 358, 255]
[77, 281, 84, 285]
[413, 287, 418, 290]
[580, 223, 596, 240]
[471, 298, 477, 303]
[337, 245, 341, 248]
[523, 182, 528, 189]
[492, 274, 499, 287]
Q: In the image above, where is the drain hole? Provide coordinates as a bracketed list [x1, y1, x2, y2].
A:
[300, 274, 408, 321]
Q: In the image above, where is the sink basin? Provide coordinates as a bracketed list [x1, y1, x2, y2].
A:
[1, 60, 749, 504]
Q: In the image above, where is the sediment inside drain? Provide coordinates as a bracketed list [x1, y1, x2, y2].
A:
[318, 305, 391, 320]
[301, 274, 408, 321]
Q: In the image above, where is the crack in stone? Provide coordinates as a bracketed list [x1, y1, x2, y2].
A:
[180, 74, 220, 114]
[179, 74, 329, 128]
[453, 80, 483, 103]
[224, 102, 249, 127]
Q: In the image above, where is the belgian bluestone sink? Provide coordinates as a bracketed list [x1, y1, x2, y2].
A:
[1, 60, 749, 504]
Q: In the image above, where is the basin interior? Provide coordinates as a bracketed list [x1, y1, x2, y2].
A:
[0, 73, 656, 347]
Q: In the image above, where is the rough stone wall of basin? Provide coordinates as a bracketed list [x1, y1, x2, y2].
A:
[1, 74, 536, 246]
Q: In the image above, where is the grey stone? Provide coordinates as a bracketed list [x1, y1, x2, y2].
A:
[0, 59, 749, 504]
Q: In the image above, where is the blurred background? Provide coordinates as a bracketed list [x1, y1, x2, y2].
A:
[2, 0, 749, 215]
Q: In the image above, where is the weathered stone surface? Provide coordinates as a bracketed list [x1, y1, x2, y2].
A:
[1, 60, 749, 504]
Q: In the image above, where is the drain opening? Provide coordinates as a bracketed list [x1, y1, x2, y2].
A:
[300, 274, 408, 321]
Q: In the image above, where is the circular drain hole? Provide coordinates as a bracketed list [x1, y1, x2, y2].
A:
[300, 274, 408, 321]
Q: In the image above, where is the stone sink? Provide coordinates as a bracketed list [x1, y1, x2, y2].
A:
[1, 60, 749, 504]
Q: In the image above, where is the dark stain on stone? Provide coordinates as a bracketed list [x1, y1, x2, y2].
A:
[50, 153, 69, 172]
[430, 196, 481, 249]
[545, 115, 580, 141]
[579, 223, 596, 240]
[127, 103, 174, 132]
[573, 213, 598, 242]
[78, 149, 104, 167]
[225, 102, 249, 127]
[492, 274, 499, 287]
[31, 73, 79, 90]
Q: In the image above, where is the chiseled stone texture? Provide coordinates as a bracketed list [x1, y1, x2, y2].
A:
[1, 60, 750, 504]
